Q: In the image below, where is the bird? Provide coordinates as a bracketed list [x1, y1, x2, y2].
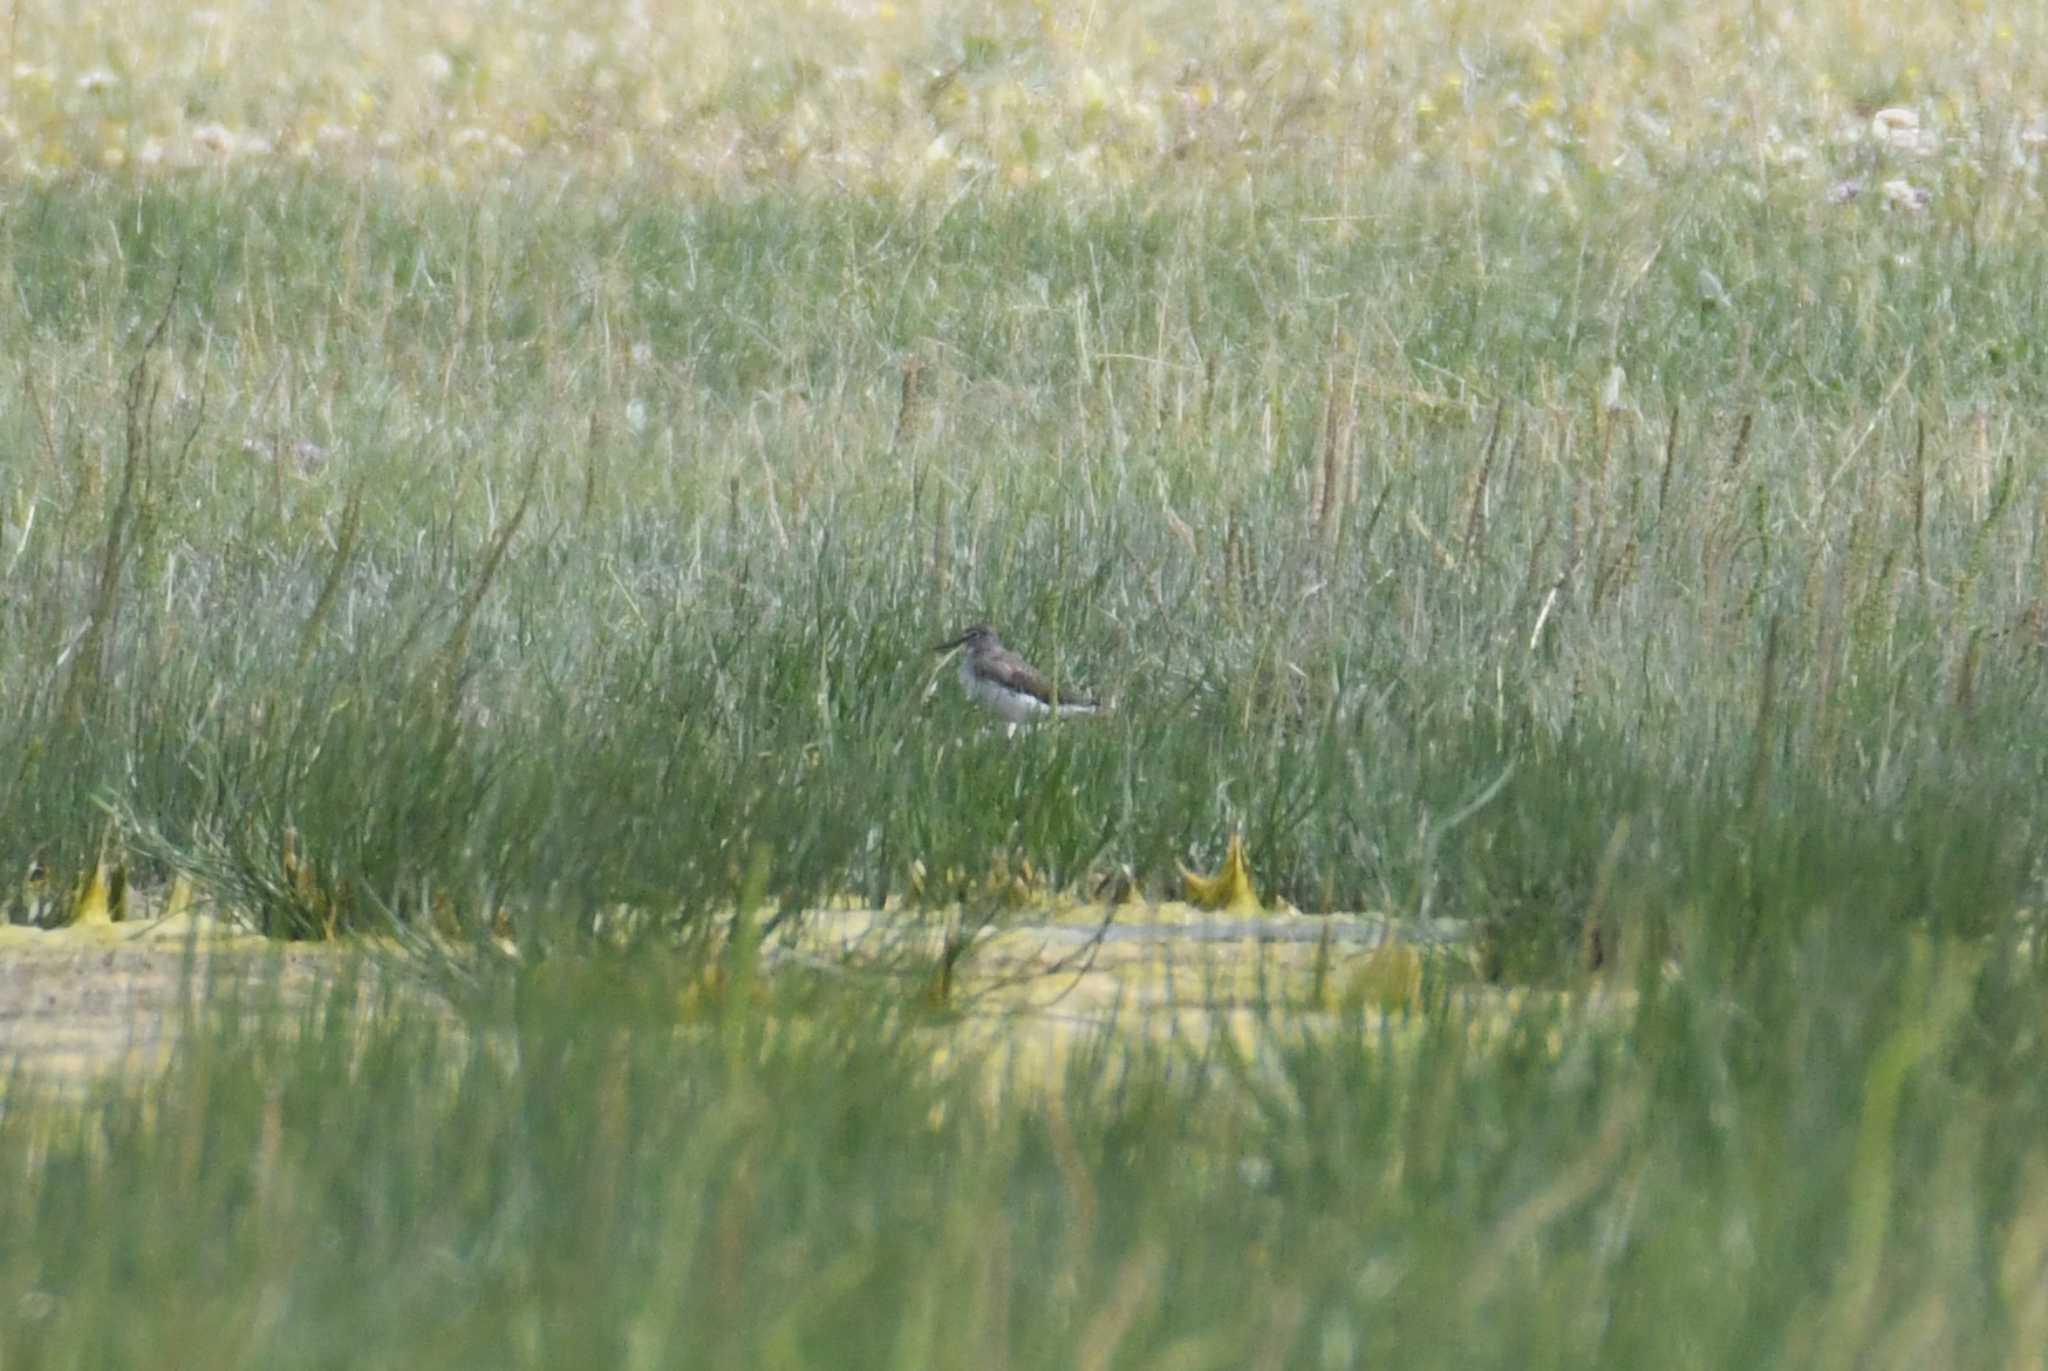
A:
[934, 624, 1104, 726]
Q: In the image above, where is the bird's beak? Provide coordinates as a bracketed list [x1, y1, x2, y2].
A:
[934, 629, 973, 652]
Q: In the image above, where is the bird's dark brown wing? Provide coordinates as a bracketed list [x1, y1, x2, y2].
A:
[980, 645, 1097, 709]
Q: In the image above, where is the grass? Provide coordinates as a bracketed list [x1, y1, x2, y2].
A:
[3, 886, 2041, 1367]
[4, 0, 2048, 1364]
[4, 177, 2043, 943]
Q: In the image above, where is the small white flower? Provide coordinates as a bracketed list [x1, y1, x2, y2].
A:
[77, 68, 118, 94]
[191, 123, 271, 158]
[624, 398, 649, 433]
[1881, 178, 1931, 212]
[629, 341, 653, 368]
[1870, 107, 1937, 156]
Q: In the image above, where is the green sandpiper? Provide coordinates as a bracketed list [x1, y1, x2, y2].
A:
[935, 624, 1103, 725]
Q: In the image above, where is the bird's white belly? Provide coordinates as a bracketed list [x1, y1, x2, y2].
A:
[963, 661, 1051, 723]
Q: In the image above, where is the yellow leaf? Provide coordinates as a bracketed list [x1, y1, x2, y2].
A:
[1179, 832, 1261, 914]
[72, 862, 125, 926]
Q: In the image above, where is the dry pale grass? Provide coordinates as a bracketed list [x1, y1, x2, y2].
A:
[3, 0, 2045, 209]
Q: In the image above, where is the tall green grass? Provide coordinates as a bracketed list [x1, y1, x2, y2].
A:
[5, 172, 2044, 962]
[0, 107, 2046, 1370]
[4, 3, 2048, 1361]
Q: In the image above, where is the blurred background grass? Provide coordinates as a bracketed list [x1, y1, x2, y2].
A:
[6, 0, 2047, 206]
[3, 1, 2048, 1366]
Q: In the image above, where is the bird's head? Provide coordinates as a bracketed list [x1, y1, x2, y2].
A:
[935, 623, 998, 653]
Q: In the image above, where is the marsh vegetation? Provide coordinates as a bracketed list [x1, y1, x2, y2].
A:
[5, 1, 2048, 1365]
